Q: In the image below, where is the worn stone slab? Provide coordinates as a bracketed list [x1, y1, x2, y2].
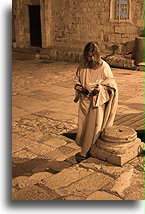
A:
[12, 172, 52, 189]
[42, 100, 68, 108]
[124, 187, 144, 200]
[59, 146, 75, 155]
[12, 149, 38, 164]
[12, 176, 29, 189]
[56, 171, 114, 198]
[13, 95, 51, 113]
[38, 146, 77, 161]
[12, 137, 38, 153]
[41, 165, 93, 190]
[43, 137, 67, 148]
[55, 149, 80, 161]
[60, 107, 78, 116]
[48, 112, 75, 121]
[25, 90, 65, 102]
[48, 85, 74, 96]
[28, 172, 52, 184]
[27, 143, 55, 155]
[109, 168, 134, 198]
[80, 157, 135, 179]
[34, 109, 63, 118]
[123, 169, 144, 200]
[101, 168, 134, 198]
[102, 168, 144, 200]
[129, 154, 143, 171]
[12, 185, 61, 200]
[66, 142, 80, 149]
[38, 147, 66, 160]
[45, 160, 72, 173]
[64, 195, 85, 200]
[90, 139, 143, 166]
[86, 191, 122, 200]
[12, 106, 29, 119]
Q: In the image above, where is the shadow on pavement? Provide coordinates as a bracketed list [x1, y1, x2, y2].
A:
[62, 130, 76, 141]
[12, 156, 77, 178]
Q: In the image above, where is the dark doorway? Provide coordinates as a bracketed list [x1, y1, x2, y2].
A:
[29, 5, 42, 47]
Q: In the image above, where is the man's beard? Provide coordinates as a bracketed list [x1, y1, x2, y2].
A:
[88, 60, 99, 69]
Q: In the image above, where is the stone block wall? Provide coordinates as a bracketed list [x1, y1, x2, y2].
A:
[13, 0, 144, 55]
[50, 0, 143, 54]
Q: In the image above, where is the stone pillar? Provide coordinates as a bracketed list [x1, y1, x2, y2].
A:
[14, 0, 30, 48]
[40, 0, 51, 48]
[14, 0, 23, 48]
[90, 125, 143, 166]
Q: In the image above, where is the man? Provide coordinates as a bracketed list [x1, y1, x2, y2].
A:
[74, 42, 118, 163]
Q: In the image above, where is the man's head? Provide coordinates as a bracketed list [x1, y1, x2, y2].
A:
[83, 42, 101, 69]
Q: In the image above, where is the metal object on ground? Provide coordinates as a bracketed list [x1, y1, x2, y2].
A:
[90, 125, 144, 166]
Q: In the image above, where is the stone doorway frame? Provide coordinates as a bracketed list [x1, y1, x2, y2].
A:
[14, 0, 51, 48]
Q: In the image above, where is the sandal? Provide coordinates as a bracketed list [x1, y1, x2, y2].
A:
[75, 151, 90, 163]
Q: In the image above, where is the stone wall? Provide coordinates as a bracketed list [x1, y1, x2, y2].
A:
[50, 0, 144, 54]
[13, 0, 144, 54]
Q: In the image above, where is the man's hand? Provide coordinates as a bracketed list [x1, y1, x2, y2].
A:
[88, 84, 101, 97]
[74, 84, 89, 95]
[75, 84, 83, 91]
[89, 89, 99, 97]
[94, 84, 100, 91]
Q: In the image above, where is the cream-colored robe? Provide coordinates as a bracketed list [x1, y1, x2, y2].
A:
[74, 59, 118, 154]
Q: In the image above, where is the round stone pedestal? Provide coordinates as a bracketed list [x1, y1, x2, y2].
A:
[90, 125, 143, 166]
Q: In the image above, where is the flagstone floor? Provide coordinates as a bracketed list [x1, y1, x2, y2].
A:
[12, 51, 144, 200]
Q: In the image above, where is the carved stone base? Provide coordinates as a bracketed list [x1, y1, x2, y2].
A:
[90, 126, 144, 166]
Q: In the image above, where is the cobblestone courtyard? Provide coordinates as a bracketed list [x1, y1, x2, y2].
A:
[12, 51, 144, 200]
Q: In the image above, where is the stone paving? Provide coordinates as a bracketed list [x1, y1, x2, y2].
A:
[12, 51, 144, 200]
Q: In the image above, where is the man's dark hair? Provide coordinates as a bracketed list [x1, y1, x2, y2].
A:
[83, 42, 101, 63]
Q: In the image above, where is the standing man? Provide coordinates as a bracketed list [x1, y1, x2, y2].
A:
[74, 42, 118, 163]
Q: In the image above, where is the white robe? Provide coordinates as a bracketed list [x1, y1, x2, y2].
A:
[74, 59, 118, 154]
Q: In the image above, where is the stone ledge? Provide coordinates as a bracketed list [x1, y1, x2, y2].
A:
[40, 46, 83, 62]
[13, 47, 138, 70]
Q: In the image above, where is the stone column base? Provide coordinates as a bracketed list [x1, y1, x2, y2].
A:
[90, 125, 144, 167]
[90, 139, 143, 166]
